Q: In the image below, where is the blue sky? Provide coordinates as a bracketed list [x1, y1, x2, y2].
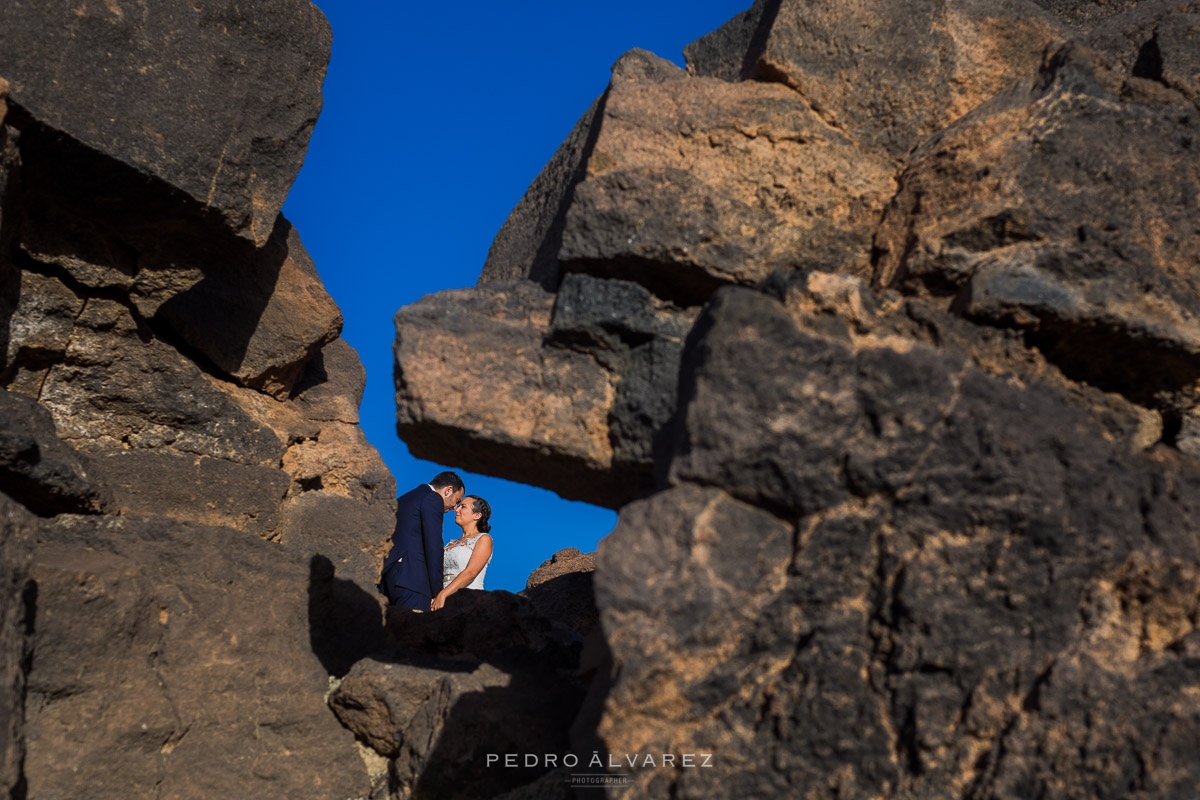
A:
[283, 0, 748, 592]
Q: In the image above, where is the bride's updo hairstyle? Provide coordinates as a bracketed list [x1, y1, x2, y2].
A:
[467, 495, 492, 533]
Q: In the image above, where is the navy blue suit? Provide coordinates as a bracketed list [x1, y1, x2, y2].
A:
[381, 485, 446, 607]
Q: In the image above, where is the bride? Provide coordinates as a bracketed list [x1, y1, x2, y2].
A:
[431, 495, 493, 610]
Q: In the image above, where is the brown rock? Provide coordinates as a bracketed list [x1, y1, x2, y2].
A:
[872, 44, 1200, 411]
[152, 217, 343, 397]
[382, 588, 580, 667]
[87, 449, 290, 538]
[0, 0, 331, 246]
[35, 298, 285, 466]
[612, 279, 1200, 797]
[522, 549, 599, 639]
[558, 51, 896, 304]
[696, 0, 1068, 159]
[24, 514, 369, 800]
[525, 548, 595, 589]
[0, 389, 108, 516]
[394, 281, 621, 505]
[394, 275, 698, 507]
[0, 493, 34, 799]
[330, 655, 584, 800]
[480, 95, 604, 291]
[280, 491, 396, 589]
[292, 337, 367, 425]
[1088, 1, 1200, 109]
[2, 271, 84, 395]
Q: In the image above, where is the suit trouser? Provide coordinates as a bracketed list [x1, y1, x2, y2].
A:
[381, 561, 431, 611]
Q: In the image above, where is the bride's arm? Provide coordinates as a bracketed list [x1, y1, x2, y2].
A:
[431, 535, 493, 610]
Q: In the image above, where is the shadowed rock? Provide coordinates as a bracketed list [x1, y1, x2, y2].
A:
[590, 278, 1200, 798]
[0, 389, 108, 516]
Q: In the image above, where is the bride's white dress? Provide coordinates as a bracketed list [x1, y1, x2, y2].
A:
[442, 534, 492, 589]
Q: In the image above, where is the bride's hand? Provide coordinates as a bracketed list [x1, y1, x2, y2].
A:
[431, 591, 447, 611]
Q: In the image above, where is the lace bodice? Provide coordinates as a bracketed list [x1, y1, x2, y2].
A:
[442, 534, 492, 589]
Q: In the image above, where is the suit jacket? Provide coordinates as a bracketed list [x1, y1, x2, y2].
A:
[381, 485, 446, 598]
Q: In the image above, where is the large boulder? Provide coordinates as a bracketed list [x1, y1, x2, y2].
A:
[24, 514, 371, 800]
[0, 0, 331, 246]
[872, 44, 1200, 414]
[330, 655, 583, 800]
[0, 389, 108, 516]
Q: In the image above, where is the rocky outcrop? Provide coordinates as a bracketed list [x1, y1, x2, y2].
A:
[0, 0, 331, 246]
[395, 276, 694, 507]
[392, 0, 1200, 797]
[25, 515, 370, 800]
[0, 495, 34, 800]
[0, 2, 398, 797]
[330, 589, 595, 800]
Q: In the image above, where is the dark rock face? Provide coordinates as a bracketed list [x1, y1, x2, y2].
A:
[0, 0, 331, 246]
[0, 494, 34, 800]
[329, 589, 595, 800]
[25, 515, 370, 800]
[390, 0, 1200, 797]
[873, 45, 1200, 413]
[395, 278, 694, 507]
[0, 2, 397, 796]
[0, 389, 108, 516]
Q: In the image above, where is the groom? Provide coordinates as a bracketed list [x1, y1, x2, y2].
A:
[380, 471, 464, 611]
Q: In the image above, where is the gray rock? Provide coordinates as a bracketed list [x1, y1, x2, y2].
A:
[0, 0, 331, 246]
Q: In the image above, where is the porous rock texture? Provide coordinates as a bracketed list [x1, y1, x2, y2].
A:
[393, 0, 1200, 797]
[0, 4, 400, 797]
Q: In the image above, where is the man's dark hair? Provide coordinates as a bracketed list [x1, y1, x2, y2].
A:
[429, 471, 464, 493]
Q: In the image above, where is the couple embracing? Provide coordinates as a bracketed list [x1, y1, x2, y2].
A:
[379, 471, 494, 612]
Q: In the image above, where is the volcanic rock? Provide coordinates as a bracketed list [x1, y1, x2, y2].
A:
[0, 389, 108, 516]
[689, 0, 1068, 159]
[588, 277, 1200, 798]
[152, 215, 344, 398]
[25, 514, 370, 799]
[0, 494, 34, 799]
[331, 655, 583, 800]
[525, 548, 595, 590]
[0, 0, 331, 246]
[522, 548, 598, 639]
[872, 44, 1200, 413]
[394, 278, 694, 507]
